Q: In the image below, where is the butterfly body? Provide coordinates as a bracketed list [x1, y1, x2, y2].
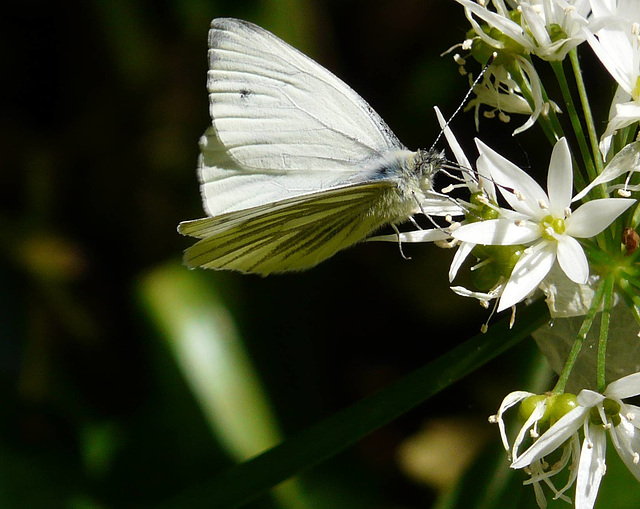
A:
[178, 18, 457, 275]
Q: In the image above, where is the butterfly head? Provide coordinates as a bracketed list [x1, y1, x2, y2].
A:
[415, 148, 446, 184]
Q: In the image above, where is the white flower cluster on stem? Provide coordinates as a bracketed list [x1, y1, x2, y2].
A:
[492, 372, 640, 509]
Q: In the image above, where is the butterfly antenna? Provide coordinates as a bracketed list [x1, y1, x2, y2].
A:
[429, 52, 497, 153]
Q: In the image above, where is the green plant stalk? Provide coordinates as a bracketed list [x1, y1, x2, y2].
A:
[569, 49, 605, 177]
[161, 300, 550, 509]
[618, 271, 640, 328]
[550, 60, 597, 186]
[597, 272, 616, 392]
[553, 280, 607, 394]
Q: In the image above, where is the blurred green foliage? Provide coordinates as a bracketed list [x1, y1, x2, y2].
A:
[3, 0, 639, 507]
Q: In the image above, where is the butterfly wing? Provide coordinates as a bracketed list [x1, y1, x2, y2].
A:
[199, 18, 407, 216]
[178, 181, 400, 275]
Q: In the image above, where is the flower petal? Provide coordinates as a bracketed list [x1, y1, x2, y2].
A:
[577, 389, 605, 407]
[450, 285, 498, 302]
[494, 391, 535, 455]
[449, 241, 475, 282]
[457, 0, 532, 49]
[556, 235, 589, 284]
[609, 417, 640, 482]
[512, 398, 549, 464]
[565, 198, 636, 238]
[510, 406, 590, 469]
[475, 150, 497, 202]
[547, 138, 573, 216]
[497, 242, 556, 312]
[368, 229, 450, 243]
[586, 28, 636, 95]
[435, 107, 472, 172]
[538, 263, 596, 318]
[451, 219, 540, 245]
[475, 139, 549, 219]
[520, 3, 550, 48]
[601, 101, 640, 148]
[575, 425, 606, 509]
[605, 372, 640, 399]
[572, 141, 640, 202]
[622, 404, 640, 430]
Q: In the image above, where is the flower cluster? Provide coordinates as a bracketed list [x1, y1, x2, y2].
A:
[491, 372, 640, 509]
[386, 1, 640, 506]
[369, 2, 640, 504]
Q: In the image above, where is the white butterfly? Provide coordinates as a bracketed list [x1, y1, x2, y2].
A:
[178, 18, 461, 275]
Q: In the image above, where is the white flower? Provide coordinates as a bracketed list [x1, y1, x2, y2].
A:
[538, 263, 601, 317]
[491, 391, 580, 505]
[454, 0, 587, 133]
[467, 68, 535, 128]
[451, 137, 635, 312]
[457, 0, 592, 61]
[586, 0, 640, 154]
[501, 372, 640, 509]
[468, 56, 551, 135]
[572, 140, 640, 200]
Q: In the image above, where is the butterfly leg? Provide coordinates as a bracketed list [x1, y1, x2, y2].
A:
[391, 224, 411, 261]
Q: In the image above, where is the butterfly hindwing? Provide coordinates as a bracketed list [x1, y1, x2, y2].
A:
[179, 181, 399, 275]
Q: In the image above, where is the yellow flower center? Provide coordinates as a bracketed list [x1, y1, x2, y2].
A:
[540, 215, 565, 240]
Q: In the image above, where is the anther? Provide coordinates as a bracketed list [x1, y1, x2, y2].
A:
[541, 103, 550, 117]
[498, 111, 511, 123]
[435, 239, 458, 249]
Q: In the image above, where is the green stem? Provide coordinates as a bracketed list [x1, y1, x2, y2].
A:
[160, 301, 550, 509]
[618, 278, 640, 327]
[550, 59, 597, 187]
[553, 280, 607, 394]
[628, 298, 640, 326]
[569, 49, 605, 179]
[597, 272, 616, 392]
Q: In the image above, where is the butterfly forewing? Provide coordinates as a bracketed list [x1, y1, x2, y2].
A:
[200, 18, 406, 216]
